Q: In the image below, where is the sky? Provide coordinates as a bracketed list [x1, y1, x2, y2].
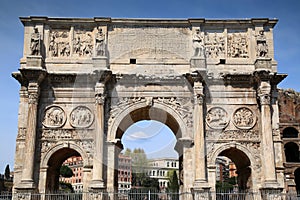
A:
[0, 0, 300, 173]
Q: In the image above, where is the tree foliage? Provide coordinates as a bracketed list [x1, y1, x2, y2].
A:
[168, 170, 179, 192]
[60, 165, 74, 178]
[4, 165, 10, 180]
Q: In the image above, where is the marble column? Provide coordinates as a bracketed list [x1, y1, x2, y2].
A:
[258, 81, 277, 186]
[90, 82, 105, 189]
[20, 82, 40, 188]
[193, 81, 208, 188]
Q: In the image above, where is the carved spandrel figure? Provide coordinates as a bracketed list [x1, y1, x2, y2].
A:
[30, 27, 41, 55]
[192, 28, 205, 57]
[95, 27, 105, 56]
[256, 30, 268, 57]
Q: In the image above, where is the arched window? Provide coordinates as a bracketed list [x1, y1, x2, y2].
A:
[285, 142, 300, 162]
[283, 127, 299, 138]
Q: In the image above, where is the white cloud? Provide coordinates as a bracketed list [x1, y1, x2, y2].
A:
[125, 131, 151, 141]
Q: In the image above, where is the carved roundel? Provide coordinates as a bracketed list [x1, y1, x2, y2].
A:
[233, 107, 256, 129]
[70, 106, 94, 128]
[206, 107, 229, 129]
[42, 106, 66, 128]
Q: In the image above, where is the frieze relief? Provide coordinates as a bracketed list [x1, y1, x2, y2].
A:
[42, 106, 66, 128]
[41, 129, 92, 140]
[70, 106, 94, 128]
[204, 32, 225, 58]
[206, 129, 260, 141]
[227, 32, 249, 58]
[49, 30, 70, 57]
[73, 29, 93, 57]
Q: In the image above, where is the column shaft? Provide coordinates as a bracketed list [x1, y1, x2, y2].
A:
[21, 83, 39, 187]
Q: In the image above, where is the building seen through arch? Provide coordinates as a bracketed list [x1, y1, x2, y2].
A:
[12, 16, 294, 199]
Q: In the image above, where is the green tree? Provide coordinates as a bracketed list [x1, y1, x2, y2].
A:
[60, 165, 74, 178]
[168, 170, 179, 192]
[124, 148, 132, 156]
[4, 165, 10, 180]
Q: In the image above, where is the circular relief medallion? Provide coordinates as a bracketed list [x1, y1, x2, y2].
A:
[42, 106, 66, 128]
[70, 106, 94, 128]
[206, 107, 229, 129]
[233, 107, 256, 129]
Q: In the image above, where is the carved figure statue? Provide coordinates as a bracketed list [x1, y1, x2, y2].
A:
[192, 29, 205, 57]
[73, 36, 81, 55]
[256, 30, 268, 57]
[95, 27, 105, 56]
[30, 27, 41, 55]
[49, 34, 58, 57]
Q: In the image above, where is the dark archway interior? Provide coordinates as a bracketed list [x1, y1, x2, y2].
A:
[283, 127, 299, 138]
[285, 142, 300, 162]
[295, 168, 300, 193]
[116, 106, 181, 139]
[219, 148, 251, 191]
[46, 148, 81, 192]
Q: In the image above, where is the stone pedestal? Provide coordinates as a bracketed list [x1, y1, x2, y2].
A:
[26, 56, 44, 68]
[190, 57, 206, 71]
[255, 57, 272, 71]
[92, 57, 108, 70]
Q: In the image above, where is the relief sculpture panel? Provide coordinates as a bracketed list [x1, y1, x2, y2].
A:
[42, 106, 66, 128]
[49, 30, 70, 57]
[205, 32, 225, 58]
[227, 31, 249, 58]
[70, 106, 94, 128]
[233, 107, 256, 129]
[206, 107, 229, 129]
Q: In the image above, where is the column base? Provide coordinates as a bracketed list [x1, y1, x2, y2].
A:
[193, 179, 210, 190]
[89, 180, 105, 190]
[262, 180, 279, 188]
[15, 179, 36, 190]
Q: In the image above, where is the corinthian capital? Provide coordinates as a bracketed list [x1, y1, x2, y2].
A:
[27, 82, 39, 105]
[257, 81, 271, 105]
[95, 82, 105, 105]
[194, 81, 204, 105]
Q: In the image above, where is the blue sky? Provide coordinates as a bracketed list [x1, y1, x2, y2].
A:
[0, 0, 300, 172]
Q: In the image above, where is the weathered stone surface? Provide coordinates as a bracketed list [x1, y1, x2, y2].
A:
[12, 17, 288, 196]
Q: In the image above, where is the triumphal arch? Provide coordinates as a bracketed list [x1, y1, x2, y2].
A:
[13, 16, 287, 196]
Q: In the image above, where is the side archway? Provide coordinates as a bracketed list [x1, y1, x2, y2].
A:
[209, 143, 257, 191]
[40, 142, 90, 193]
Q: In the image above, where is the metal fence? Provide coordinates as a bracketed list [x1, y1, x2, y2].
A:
[1, 191, 300, 200]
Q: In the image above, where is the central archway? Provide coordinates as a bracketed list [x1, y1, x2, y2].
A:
[106, 103, 189, 193]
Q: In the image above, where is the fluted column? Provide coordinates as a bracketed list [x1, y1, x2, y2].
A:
[20, 82, 40, 188]
[193, 81, 208, 188]
[258, 81, 277, 186]
[90, 82, 105, 189]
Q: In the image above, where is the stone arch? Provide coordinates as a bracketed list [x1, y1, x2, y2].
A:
[106, 100, 189, 192]
[108, 101, 188, 142]
[40, 142, 90, 193]
[284, 142, 300, 162]
[294, 168, 300, 193]
[41, 142, 90, 168]
[209, 143, 257, 191]
[282, 127, 299, 138]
